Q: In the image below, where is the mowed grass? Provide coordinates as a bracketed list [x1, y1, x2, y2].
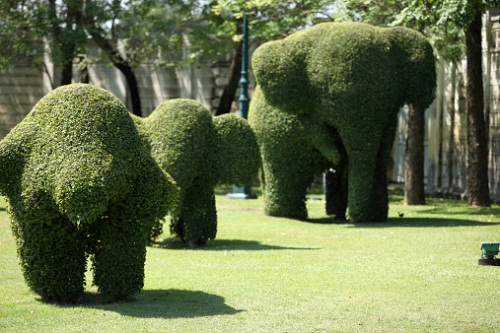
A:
[1, 185, 499, 333]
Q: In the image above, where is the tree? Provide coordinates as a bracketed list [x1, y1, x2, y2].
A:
[211, 0, 336, 115]
[1, 0, 217, 116]
[332, 0, 429, 205]
[83, 0, 144, 116]
[83, 0, 222, 117]
[213, 18, 243, 116]
[48, 0, 86, 85]
[397, 0, 496, 207]
[404, 104, 426, 205]
[0, 0, 86, 87]
[465, 8, 490, 206]
[0, 1, 42, 70]
[332, 0, 405, 25]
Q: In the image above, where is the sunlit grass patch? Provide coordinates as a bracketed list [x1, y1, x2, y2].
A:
[1, 187, 499, 332]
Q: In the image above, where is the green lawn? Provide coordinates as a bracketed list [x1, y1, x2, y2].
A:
[1, 186, 499, 333]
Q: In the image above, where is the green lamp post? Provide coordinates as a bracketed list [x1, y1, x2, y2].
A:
[239, 12, 249, 119]
[228, 12, 256, 199]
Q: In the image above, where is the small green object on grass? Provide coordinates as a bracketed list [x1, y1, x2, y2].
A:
[481, 242, 499, 259]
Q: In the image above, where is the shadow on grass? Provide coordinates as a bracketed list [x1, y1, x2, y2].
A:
[340, 217, 500, 228]
[77, 289, 243, 318]
[414, 205, 500, 216]
[303, 217, 350, 225]
[306, 217, 500, 227]
[0, 207, 6, 212]
[359, 217, 500, 228]
[152, 238, 319, 251]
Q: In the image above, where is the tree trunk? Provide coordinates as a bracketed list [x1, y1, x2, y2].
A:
[85, 16, 142, 116]
[447, 62, 457, 192]
[465, 11, 490, 207]
[80, 58, 89, 84]
[116, 63, 142, 117]
[49, 0, 73, 86]
[437, 64, 445, 192]
[60, 56, 74, 86]
[50, 0, 84, 86]
[215, 21, 243, 116]
[404, 104, 426, 205]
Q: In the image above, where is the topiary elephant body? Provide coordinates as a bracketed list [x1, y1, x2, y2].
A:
[137, 99, 260, 247]
[249, 22, 436, 222]
[0, 84, 178, 303]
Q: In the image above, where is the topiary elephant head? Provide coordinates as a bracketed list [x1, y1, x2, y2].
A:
[250, 22, 436, 222]
[0, 84, 178, 303]
[137, 99, 260, 247]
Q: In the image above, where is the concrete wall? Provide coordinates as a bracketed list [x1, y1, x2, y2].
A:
[0, 65, 47, 139]
[0, 55, 236, 139]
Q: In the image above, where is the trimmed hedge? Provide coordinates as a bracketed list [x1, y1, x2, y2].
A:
[139, 99, 260, 246]
[249, 87, 331, 220]
[250, 22, 436, 222]
[213, 114, 260, 186]
[0, 84, 178, 303]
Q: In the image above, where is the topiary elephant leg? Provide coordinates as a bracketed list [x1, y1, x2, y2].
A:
[366, 111, 398, 221]
[249, 86, 318, 220]
[366, 150, 389, 221]
[11, 211, 86, 303]
[346, 152, 378, 223]
[261, 155, 313, 221]
[91, 203, 148, 301]
[171, 179, 217, 247]
[324, 165, 348, 221]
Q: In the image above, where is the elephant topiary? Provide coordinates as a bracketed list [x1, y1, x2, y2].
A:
[137, 99, 260, 247]
[249, 22, 436, 222]
[0, 84, 178, 303]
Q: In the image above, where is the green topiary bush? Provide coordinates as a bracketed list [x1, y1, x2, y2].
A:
[138, 99, 260, 246]
[249, 87, 331, 220]
[0, 83, 178, 303]
[249, 22, 436, 222]
[213, 114, 261, 186]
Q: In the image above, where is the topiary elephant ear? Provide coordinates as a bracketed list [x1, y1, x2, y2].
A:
[213, 114, 261, 186]
[252, 38, 316, 115]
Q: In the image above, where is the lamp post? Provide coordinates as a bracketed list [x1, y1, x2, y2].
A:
[239, 12, 249, 119]
[227, 12, 256, 199]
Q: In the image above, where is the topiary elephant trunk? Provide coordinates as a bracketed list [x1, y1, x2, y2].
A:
[249, 22, 436, 222]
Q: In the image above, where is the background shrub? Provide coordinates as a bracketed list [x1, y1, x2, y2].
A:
[249, 87, 331, 220]
[213, 114, 260, 186]
[139, 99, 260, 246]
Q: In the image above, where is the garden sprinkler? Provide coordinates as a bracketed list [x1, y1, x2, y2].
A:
[478, 242, 500, 266]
